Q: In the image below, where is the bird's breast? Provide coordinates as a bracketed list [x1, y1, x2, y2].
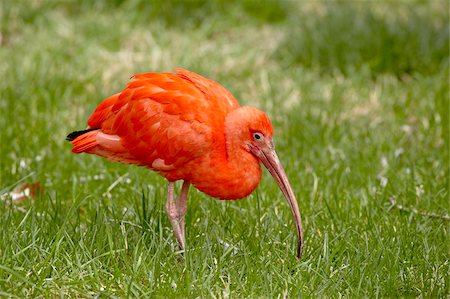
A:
[188, 152, 262, 200]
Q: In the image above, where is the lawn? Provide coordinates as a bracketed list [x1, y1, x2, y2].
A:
[1, 1, 449, 297]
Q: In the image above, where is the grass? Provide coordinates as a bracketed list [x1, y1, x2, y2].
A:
[1, 1, 449, 297]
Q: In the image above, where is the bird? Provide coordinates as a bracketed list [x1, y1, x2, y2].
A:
[67, 68, 304, 258]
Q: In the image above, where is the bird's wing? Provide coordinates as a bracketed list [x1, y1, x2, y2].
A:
[174, 68, 240, 111]
[84, 70, 238, 174]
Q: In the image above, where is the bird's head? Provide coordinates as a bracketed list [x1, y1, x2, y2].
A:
[225, 106, 304, 258]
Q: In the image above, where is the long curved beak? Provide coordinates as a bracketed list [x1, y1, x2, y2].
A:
[255, 144, 304, 258]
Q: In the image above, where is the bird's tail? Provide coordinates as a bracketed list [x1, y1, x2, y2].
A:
[66, 128, 100, 153]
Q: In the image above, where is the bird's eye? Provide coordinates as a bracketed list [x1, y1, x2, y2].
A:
[253, 132, 263, 141]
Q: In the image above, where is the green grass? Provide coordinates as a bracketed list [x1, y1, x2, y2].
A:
[1, 1, 449, 297]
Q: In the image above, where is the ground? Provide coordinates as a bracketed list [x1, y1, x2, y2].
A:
[1, 1, 449, 297]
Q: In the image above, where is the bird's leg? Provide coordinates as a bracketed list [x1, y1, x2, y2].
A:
[166, 182, 185, 250]
[176, 181, 191, 241]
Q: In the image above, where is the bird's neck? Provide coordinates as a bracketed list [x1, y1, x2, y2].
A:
[191, 109, 262, 200]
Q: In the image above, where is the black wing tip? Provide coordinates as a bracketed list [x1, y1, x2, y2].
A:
[66, 128, 99, 142]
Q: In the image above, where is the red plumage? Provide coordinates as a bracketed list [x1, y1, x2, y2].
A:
[68, 68, 304, 258]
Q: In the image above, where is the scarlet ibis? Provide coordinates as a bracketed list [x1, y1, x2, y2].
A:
[67, 69, 304, 258]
